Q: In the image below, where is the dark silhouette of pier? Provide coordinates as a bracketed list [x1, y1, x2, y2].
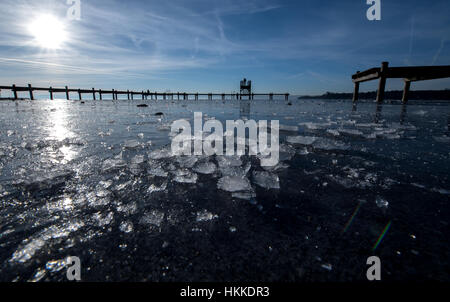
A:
[352, 62, 450, 104]
[0, 84, 289, 101]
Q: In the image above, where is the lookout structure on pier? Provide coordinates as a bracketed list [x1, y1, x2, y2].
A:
[240, 78, 252, 100]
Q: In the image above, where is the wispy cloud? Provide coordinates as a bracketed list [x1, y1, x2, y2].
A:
[0, 0, 449, 94]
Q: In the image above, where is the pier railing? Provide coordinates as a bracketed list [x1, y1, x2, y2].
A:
[0, 85, 289, 101]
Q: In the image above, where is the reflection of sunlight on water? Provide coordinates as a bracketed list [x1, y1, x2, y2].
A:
[47, 103, 78, 163]
[59, 145, 77, 163]
[48, 105, 74, 141]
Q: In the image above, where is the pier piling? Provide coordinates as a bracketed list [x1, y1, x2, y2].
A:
[12, 84, 17, 99]
[28, 84, 34, 100]
[402, 80, 411, 104]
[376, 62, 389, 103]
[352, 72, 360, 102]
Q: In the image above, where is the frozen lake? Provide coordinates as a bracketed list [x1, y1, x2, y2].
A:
[0, 98, 449, 281]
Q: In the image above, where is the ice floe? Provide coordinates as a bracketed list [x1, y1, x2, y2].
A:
[252, 171, 280, 189]
[193, 161, 217, 174]
[172, 169, 198, 184]
[286, 136, 317, 145]
[140, 210, 165, 228]
[217, 176, 252, 192]
[196, 210, 218, 222]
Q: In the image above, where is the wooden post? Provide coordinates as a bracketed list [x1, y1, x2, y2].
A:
[28, 84, 34, 100]
[285, 94, 289, 101]
[92, 88, 96, 100]
[376, 62, 389, 103]
[65, 86, 69, 100]
[49, 87, 54, 100]
[400, 103, 407, 125]
[177, 92, 180, 100]
[402, 80, 411, 104]
[142, 91, 144, 100]
[12, 84, 18, 99]
[99, 89, 103, 100]
[352, 71, 360, 102]
[352, 82, 360, 102]
[78, 89, 82, 100]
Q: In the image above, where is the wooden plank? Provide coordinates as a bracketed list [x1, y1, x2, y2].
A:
[387, 66, 450, 79]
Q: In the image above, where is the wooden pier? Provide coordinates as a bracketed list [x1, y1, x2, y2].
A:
[352, 62, 450, 104]
[0, 85, 289, 101]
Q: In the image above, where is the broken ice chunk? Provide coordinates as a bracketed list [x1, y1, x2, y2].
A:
[217, 176, 252, 192]
[193, 161, 217, 175]
[252, 171, 280, 189]
[147, 164, 168, 177]
[102, 158, 126, 172]
[140, 210, 165, 227]
[279, 125, 299, 132]
[147, 181, 168, 193]
[326, 129, 340, 137]
[172, 169, 198, 184]
[321, 263, 333, 271]
[148, 148, 173, 160]
[262, 162, 289, 172]
[232, 191, 256, 200]
[219, 161, 251, 177]
[216, 155, 242, 168]
[375, 196, 389, 208]
[123, 140, 141, 149]
[196, 210, 218, 222]
[176, 156, 198, 168]
[119, 221, 134, 233]
[279, 144, 296, 161]
[338, 129, 364, 137]
[286, 136, 317, 145]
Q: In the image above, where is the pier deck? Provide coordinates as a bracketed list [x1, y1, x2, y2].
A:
[352, 62, 450, 103]
[0, 85, 289, 101]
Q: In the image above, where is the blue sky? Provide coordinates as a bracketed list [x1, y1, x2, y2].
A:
[0, 0, 449, 95]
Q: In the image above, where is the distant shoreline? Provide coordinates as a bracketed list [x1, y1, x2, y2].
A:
[299, 89, 450, 101]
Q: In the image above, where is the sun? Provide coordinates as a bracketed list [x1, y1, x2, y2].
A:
[28, 14, 68, 49]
